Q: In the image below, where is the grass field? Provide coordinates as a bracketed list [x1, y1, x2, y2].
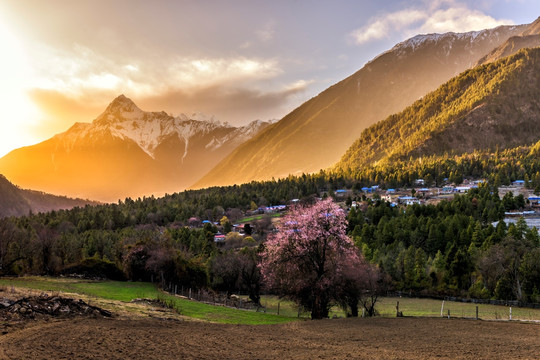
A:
[2, 277, 539, 323]
[0, 277, 295, 325]
[251, 294, 540, 321]
[238, 213, 282, 223]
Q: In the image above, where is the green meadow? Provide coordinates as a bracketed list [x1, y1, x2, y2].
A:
[2, 277, 539, 323]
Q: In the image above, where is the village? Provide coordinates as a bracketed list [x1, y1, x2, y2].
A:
[206, 179, 540, 244]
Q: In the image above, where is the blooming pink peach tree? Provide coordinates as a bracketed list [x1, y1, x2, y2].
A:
[259, 198, 368, 319]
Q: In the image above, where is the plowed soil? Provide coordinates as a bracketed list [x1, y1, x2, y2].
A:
[1, 316, 539, 359]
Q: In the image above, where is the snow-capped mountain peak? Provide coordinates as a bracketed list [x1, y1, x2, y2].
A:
[61, 95, 271, 160]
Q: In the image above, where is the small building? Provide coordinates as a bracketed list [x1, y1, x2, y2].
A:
[529, 196, 540, 207]
[214, 234, 226, 242]
[414, 179, 425, 186]
[512, 180, 525, 187]
[397, 196, 420, 205]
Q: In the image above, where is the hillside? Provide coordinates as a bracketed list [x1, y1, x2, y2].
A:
[335, 48, 540, 173]
[0, 175, 96, 218]
[192, 20, 538, 189]
[0, 96, 270, 202]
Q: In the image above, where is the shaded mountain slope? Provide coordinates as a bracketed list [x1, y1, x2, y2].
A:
[335, 48, 540, 173]
[192, 21, 535, 189]
[476, 17, 540, 66]
[0, 175, 96, 218]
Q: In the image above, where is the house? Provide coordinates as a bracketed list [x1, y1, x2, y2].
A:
[529, 196, 540, 207]
[512, 180, 525, 187]
[214, 234, 226, 242]
[397, 196, 420, 205]
[233, 223, 245, 234]
[414, 179, 425, 186]
[441, 186, 454, 194]
[335, 189, 348, 197]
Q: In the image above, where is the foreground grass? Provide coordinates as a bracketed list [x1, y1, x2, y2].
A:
[0, 277, 295, 325]
[376, 297, 540, 321]
[2, 277, 539, 323]
[252, 295, 540, 321]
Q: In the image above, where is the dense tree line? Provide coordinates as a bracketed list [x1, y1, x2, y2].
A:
[1, 146, 540, 305]
[348, 186, 540, 302]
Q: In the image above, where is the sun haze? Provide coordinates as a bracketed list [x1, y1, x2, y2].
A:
[0, 0, 538, 157]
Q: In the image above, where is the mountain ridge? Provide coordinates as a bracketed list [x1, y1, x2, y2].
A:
[0, 174, 97, 218]
[192, 19, 535, 189]
[334, 47, 540, 173]
[0, 96, 271, 202]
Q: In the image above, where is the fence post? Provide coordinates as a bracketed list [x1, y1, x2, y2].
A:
[362, 308, 365, 318]
[278, 301, 280, 315]
[509, 307, 512, 320]
[396, 301, 399, 317]
[189, 288, 192, 299]
[476, 306, 479, 320]
[441, 300, 445, 317]
[264, 296, 267, 313]
[174, 285, 177, 295]
[447, 309, 450, 319]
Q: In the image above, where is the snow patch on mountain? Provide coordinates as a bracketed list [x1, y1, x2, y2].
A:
[370, 25, 526, 61]
[56, 95, 271, 160]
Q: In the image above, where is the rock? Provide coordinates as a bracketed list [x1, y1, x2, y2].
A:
[0, 298, 13, 308]
[52, 302, 60, 313]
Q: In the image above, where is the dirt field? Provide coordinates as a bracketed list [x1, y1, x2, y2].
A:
[1, 316, 539, 359]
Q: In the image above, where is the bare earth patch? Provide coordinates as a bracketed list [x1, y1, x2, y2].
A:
[1, 315, 539, 359]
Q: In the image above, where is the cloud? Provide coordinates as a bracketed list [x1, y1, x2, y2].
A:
[139, 84, 305, 123]
[32, 43, 283, 96]
[350, 0, 512, 44]
[27, 78, 309, 138]
[351, 9, 426, 44]
[27, 42, 290, 126]
[256, 20, 276, 42]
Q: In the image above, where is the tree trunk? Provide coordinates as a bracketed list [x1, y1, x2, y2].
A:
[311, 294, 329, 319]
[348, 299, 359, 317]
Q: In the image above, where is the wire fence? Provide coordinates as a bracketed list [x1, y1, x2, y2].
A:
[163, 283, 540, 321]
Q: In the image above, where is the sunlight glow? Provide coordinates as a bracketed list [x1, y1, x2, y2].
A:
[0, 19, 39, 157]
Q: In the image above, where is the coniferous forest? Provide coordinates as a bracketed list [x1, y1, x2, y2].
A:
[1, 143, 540, 303]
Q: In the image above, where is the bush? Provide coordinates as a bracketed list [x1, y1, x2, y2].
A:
[61, 258, 126, 281]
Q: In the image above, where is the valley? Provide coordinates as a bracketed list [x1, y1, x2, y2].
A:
[2, 6, 540, 359]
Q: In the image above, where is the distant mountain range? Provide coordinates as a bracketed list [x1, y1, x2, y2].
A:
[0, 95, 271, 202]
[193, 17, 540, 189]
[0, 174, 97, 218]
[3, 17, 540, 201]
[334, 47, 540, 173]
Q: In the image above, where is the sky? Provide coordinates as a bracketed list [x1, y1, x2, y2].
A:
[0, 0, 539, 157]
